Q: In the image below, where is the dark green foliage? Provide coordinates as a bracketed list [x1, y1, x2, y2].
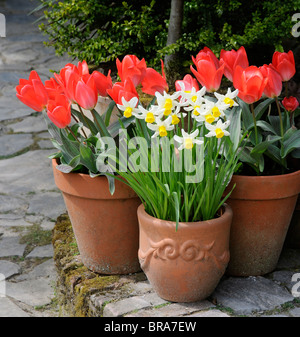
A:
[36, 0, 300, 70]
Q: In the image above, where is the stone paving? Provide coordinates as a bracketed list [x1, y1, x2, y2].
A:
[0, 0, 299, 318]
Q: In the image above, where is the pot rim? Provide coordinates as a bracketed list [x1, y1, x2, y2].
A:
[232, 169, 300, 181]
[137, 203, 232, 230]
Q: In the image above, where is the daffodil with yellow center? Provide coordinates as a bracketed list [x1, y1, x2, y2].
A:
[145, 112, 155, 124]
[205, 114, 215, 124]
[205, 120, 230, 139]
[174, 129, 204, 151]
[164, 98, 173, 116]
[124, 107, 133, 118]
[224, 97, 235, 107]
[117, 96, 138, 119]
[171, 114, 180, 125]
[212, 106, 221, 118]
[215, 128, 225, 138]
[158, 125, 168, 137]
[193, 106, 201, 116]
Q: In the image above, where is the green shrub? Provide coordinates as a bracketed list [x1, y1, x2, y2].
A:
[36, 0, 300, 70]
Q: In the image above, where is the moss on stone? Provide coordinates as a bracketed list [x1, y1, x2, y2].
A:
[52, 213, 144, 317]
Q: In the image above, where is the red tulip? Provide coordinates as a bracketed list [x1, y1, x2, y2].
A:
[45, 77, 65, 100]
[233, 66, 268, 104]
[47, 94, 71, 128]
[282, 96, 299, 112]
[16, 70, 48, 112]
[74, 75, 98, 110]
[107, 78, 139, 105]
[220, 46, 249, 82]
[116, 55, 147, 87]
[175, 74, 199, 92]
[141, 60, 169, 96]
[190, 47, 224, 92]
[92, 70, 113, 97]
[272, 51, 296, 82]
[259, 64, 282, 98]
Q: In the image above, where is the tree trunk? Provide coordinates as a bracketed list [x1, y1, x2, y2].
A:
[164, 0, 184, 69]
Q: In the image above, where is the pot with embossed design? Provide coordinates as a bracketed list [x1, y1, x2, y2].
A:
[137, 203, 232, 303]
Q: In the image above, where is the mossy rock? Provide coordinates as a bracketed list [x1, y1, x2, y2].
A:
[52, 214, 145, 317]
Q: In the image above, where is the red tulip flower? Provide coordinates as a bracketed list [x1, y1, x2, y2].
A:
[92, 70, 113, 97]
[107, 78, 139, 105]
[259, 64, 282, 98]
[116, 55, 147, 87]
[45, 77, 65, 100]
[175, 74, 199, 92]
[190, 47, 224, 92]
[282, 96, 299, 112]
[233, 66, 268, 104]
[272, 51, 296, 82]
[141, 60, 169, 96]
[47, 94, 71, 128]
[74, 75, 98, 110]
[220, 46, 249, 82]
[16, 70, 49, 112]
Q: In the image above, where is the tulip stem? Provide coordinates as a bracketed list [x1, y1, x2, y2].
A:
[72, 112, 88, 138]
[67, 126, 80, 143]
[275, 97, 284, 138]
[285, 81, 288, 97]
[250, 104, 258, 144]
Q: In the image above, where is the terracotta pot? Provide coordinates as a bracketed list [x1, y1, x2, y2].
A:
[285, 194, 300, 248]
[226, 170, 300, 276]
[52, 159, 141, 274]
[137, 204, 232, 302]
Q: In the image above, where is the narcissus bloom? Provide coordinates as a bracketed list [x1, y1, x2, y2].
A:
[141, 60, 169, 96]
[205, 120, 230, 139]
[117, 96, 139, 118]
[259, 64, 282, 98]
[220, 46, 249, 82]
[174, 129, 203, 150]
[155, 91, 181, 116]
[147, 116, 174, 138]
[16, 70, 49, 112]
[116, 55, 147, 87]
[282, 96, 299, 112]
[214, 88, 239, 108]
[47, 94, 71, 128]
[272, 51, 296, 82]
[233, 66, 267, 104]
[107, 78, 139, 105]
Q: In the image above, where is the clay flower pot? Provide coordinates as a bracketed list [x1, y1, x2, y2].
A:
[226, 170, 300, 276]
[137, 203, 232, 302]
[52, 159, 141, 274]
[285, 195, 300, 248]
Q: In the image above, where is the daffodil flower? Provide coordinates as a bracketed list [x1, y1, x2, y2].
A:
[147, 115, 174, 138]
[135, 105, 164, 124]
[199, 99, 228, 124]
[205, 119, 230, 139]
[180, 86, 206, 104]
[214, 88, 239, 108]
[174, 129, 204, 150]
[170, 106, 186, 125]
[117, 96, 139, 118]
[155, 91, 182, 116]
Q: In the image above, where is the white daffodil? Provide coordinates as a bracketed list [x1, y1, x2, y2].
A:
[135, 104, 164, 124]
[117, 96, 139, 118]
[174, 129, 204, 150]
[199, 99, 228, 124]
[180, 86, 206, 104]
[147, 115, 174, 138]
[184, 95, 206, 119]
[170, 105, 186, 125]
[214, 88, 239, 108]
[155, 91, 182, 117]
[205, 119, 230, 139]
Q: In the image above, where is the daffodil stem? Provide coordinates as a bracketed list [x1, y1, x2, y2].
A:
[250, 104, 258, 144]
